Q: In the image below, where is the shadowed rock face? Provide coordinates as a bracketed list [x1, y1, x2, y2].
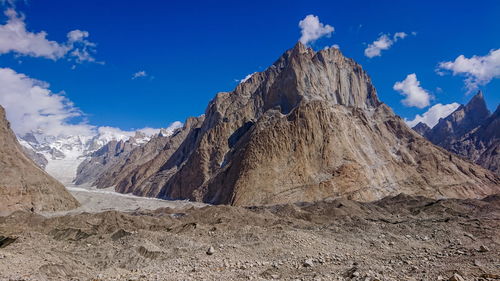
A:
[450, 105, 500, 175]
[87, 43, 500, 206]
[0, 106, 79, 214]
[425, 91, 490, 148]
[412, 122, 430, 136]
[415, 93, 500, 176]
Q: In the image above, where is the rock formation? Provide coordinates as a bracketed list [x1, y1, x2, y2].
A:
[424, 91, 490, 148]
[414, 92, 500, 176]
[80, 42, 500, 206]
[0, 105, 79, 214]
[412, 122, 430, 136]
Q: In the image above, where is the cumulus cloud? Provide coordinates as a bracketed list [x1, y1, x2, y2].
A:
[132, 70, 147, 79]
[0, 8, 98, 63]
[298, 15, 334, 45]
[405, 102, 460, 128]
[364, 32, 409, 58]
[0, 67, 179, 139]
[393, 73, 432, 108]
[438, 48, 500, 92]
[0, 67, 94, 136]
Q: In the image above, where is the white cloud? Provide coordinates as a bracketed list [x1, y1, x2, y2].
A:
[0, 9, 68, 59]
[438, 48, 500, 92]
[0, 8, 98, 63]
[405, 102, 460, 128]
[364, 32, 409, 58]
[0, 67, 179, 140]
[298, 15, 334, 45]
[132, 70, 147, 79]
[393, 73, 432, 108]
[0, 67, 94, 136]
[67, 30, 89, 43]
[393, 32, 407, 40]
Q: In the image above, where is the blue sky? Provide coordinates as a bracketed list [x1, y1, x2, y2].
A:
[0, 0, 499, 135]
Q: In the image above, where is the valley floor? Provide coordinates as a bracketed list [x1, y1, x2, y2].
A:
[43, 185, 206, 217]
[0, 193, 499, 281]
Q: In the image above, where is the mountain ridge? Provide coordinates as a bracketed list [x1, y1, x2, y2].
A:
[74, 42, 499, 206]
[413, 92, 500, 176]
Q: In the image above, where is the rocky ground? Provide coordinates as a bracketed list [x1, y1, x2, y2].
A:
[0, 194, 499, 281]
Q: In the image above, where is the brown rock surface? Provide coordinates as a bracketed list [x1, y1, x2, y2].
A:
[0, 194, 499, 280]
[86, 43, 500, 205]
[0, 105, 79, 214]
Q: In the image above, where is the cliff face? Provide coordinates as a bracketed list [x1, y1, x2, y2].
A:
[81, 43, 500, 205]
[415, 93, 500, 176]
[425, 92, 490, 148]
[450, 105, 500, 175]
[412, 122, 430, 136]
[0, 106, 79, 213]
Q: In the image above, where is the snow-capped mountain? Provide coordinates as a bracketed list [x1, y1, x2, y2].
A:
[18, 129, 163, 186]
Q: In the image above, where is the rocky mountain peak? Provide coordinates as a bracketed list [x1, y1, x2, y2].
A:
[463, 90, 490, 120]
[412, 122, 431, 136]
[205, 43, 381, 134]
[73, 44, 499, 206]
[426, 91, 491, 147]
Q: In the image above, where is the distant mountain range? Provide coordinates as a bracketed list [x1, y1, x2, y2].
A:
[412, 91, 500, 176]
[18, 126, 180, 185]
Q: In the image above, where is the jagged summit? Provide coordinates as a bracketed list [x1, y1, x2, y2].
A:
[232, 42, 380, 115]
[412, 122, 431, 136]
[415, 91, 499, 176]
[75, 43, 499, 206]
[426, 91, 491, 148]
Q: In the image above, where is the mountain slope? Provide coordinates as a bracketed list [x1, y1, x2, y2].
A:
[450, 105, 500, 175]
[0, 105, 79, 214]
[424, 91, 490, 148]
[80, 43, 500, 205]
[414, 94, 500, 176]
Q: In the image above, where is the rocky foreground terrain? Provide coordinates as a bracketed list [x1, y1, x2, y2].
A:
[0, 194, 499, 281]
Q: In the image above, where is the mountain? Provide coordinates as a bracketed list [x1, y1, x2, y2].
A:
[77, 42, 499, 206]
[450, 105, 500, 175]
[424, 91, 490, 147]
[0, 105, 79, 214]
[74, 130, 180, 186]
[414, 93, 500, 176]
[74, 116, 204, 193]
[412, 122, 431, 136]
[19, 129, 157, 185]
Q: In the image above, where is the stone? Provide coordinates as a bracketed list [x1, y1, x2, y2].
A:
[478, 245, 490, 252]
[206, 246, 215, 255]
[303, 259, 314, 267]
[448, 273, 465, 281]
